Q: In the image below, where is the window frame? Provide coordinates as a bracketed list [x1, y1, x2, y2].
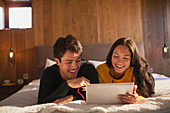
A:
[3, 0, 32, 29]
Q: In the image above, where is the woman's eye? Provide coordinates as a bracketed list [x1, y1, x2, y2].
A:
[113, 56, 119, 58]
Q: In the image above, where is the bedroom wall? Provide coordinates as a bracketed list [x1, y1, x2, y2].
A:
[142, 0, 170, 75]
[0, 0, 169, 85]
[0, 0, 3, 6]
[33, 0, 143, 45]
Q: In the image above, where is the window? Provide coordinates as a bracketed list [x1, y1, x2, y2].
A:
[3, 0, 32, 29]
[0, 7, 4, 29]
[9, 7, 32, 28]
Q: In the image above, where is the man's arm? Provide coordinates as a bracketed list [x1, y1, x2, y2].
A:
[52, 95, 73, 105]
[38, 66, 91, 104]
[38, 67, 71, 104]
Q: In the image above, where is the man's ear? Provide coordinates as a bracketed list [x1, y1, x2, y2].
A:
[54, 58, 60, 65]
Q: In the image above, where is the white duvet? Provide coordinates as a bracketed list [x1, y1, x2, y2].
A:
[0, 73, 170, 113]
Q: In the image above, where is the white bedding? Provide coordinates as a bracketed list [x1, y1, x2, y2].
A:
[0, 74, 170, 113]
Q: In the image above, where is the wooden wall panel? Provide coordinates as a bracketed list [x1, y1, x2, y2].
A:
[0, 0, 4, 6]
[51, 0, 98, 44]
[9, 30, 17, 83]
[162, 0, 170, 75]
[142, 0, 170, 75]
[0, 30, 10, 84]
[1, 0, 170, 85]
[167, 0, 170, 48]
[43, 0, 53, 45]
[0, 30, 17, 84]
[32, 0, 43, 46]
[25, 29, 34, 82]
[15, 30, 26, 80]
[96, 0, 143, 44]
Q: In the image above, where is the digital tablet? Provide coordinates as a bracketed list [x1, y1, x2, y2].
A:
[86, 82, 134, 104]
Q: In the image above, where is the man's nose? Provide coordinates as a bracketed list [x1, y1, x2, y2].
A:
[71, 62, 78, 69]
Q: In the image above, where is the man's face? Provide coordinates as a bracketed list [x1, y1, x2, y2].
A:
[55, 50, 81, 80]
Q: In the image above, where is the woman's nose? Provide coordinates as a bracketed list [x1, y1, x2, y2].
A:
[117, 58, 123, 64]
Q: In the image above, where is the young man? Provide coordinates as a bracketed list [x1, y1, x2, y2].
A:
[37, 35, 99, 104]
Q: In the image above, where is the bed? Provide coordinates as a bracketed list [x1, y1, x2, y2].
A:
[0, 43, 170, 113]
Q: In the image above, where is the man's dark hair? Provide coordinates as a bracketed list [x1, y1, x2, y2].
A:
[53, 35, 83, 62]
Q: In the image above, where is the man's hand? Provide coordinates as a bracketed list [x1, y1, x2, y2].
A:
[52, 95, 73, 105]
[67, 77, 90, 89]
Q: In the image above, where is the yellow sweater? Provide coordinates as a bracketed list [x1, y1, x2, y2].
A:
[97, 63, 144, 98]
[97, 63, 135, 83]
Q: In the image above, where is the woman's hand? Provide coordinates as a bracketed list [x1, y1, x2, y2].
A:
[117, 85, 143, 104]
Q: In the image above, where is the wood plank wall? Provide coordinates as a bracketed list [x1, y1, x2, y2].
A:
[0, 0, 3, 6]
[142, 0, 170, 75]
[0, 0, 170, 85]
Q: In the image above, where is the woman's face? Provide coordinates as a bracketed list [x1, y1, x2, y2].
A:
[111, 45, 131, 75]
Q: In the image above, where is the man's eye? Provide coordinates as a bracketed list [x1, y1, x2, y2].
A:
[76, 60, 81, 63]
[124, 57, 129, 60]
[66, 62, 72, 64]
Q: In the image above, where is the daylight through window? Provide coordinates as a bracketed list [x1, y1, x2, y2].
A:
[0, 7, 4, 29]
[9, 7, 32, 29]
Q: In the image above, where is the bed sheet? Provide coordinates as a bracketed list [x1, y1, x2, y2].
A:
[0, 79, 39, 107]
[0, 74, 170, 113]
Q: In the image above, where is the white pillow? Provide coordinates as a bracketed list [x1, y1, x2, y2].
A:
[88, 60, 106, 68]
[151, 73, 170, 80]
[45, 58, 56, 68]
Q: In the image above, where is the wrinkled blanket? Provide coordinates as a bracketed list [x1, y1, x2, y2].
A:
[0, 79, 170, 113]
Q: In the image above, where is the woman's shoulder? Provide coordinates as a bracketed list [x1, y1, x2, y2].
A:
[96, 63, 108, 70]
[128, 66, 134, 71]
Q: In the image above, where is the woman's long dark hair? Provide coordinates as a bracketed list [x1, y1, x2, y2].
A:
[106, 38, 155, 97]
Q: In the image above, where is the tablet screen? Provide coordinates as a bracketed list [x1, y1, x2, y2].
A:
[86, 82, 134, 104]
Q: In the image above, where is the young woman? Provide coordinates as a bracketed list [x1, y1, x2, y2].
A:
[97, 38, 155, 104]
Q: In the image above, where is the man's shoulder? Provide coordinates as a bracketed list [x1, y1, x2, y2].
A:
[44, 64, 57, 71]
[81, 61, 95, 68]
[42, 64, 59, 76]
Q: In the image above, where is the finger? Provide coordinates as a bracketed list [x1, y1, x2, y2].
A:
[82, 86, 86, 91]
[83, 78, 90, 84]
[81, 77, 90, 83]
[80, 81, 87, 87]
[118, 94, 137, 104]
[84, 80, 90, 85]
[119, 93, 137, 100]
[118, 94, 129, 100]
[133, 85, 137, 94]
[80, 79, 90, 87]
[126, 92, 139, 99]
[120, 98, 136, 104]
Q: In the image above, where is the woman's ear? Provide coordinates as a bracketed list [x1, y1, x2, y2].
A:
[54, 58, 60, 65]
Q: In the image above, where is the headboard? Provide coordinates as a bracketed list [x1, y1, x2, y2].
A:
[34, 43, 145, 79]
